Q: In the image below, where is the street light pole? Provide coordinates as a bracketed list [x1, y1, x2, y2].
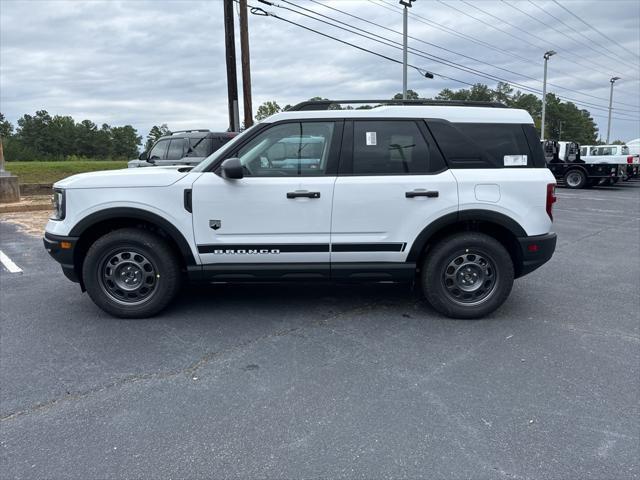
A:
[606, 77, 620, 144]
[399, 0, 415, 100]
[540, 50, 556, 142]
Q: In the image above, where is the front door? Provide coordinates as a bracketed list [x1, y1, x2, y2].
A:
[191, 120, 342, 276]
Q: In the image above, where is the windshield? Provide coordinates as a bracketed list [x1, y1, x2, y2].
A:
[191, 124, 260, 172]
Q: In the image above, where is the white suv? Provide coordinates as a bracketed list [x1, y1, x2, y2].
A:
[44, 100, 557, 319]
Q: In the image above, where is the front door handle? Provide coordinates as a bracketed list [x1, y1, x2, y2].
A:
[406, 190, 439, 198]
[287, 191, 321, 199]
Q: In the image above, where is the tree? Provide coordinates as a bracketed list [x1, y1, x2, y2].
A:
[393, 89, 420, 100]
[255, 101, 281, 121]
[94, 124, 113, 158]
[435, 83, 493, 102]
[0, 113, 13, 138]
[75, 119, 99, 157]
[493, 82, 514, 105]
[16, 110, 53, 155]
[145, 124, 171, 151]
[111, 125, 142, 159]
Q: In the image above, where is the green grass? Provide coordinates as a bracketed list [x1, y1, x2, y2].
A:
[5, 160, 128, 184]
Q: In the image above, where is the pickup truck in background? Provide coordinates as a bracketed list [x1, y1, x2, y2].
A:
[544, 140, 619, 189]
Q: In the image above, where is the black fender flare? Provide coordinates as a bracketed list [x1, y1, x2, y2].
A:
[69, 207, 196, 265]
[406, 210, 527, 262]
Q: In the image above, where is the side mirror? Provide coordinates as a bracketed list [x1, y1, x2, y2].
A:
[139, 151, 148, 160]
[221, 158, 243, 179]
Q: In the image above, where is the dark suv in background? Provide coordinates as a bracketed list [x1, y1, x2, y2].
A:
[128, 130, 238, 168]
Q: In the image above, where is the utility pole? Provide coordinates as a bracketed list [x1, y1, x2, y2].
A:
[239, 0, 253, 129]
[400, 0, 415, 99]
[606, 77, 620, 144]
[223, 0, 240, 132]
[540, 50, 556, 141]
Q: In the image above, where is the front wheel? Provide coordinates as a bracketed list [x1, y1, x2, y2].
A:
[82, 228, 181, 318]
[421, 233, 514, 319]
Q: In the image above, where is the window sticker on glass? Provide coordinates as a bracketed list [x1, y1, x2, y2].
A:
[366, 131, 377, 146]
[504, 155, 527, 166]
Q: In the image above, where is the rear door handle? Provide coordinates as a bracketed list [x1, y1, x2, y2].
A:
[406, 190, 439, 198]
[287, 191, 321, 199]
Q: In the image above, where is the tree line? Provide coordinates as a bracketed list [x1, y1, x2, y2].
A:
[0, 111, 142, 161]
[255, 82, 602, 145]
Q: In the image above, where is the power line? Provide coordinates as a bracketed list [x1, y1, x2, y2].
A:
[247, 3, 475, 88]
[438, 0, 626, 78]
[495, 0, 634, 68]
[503, 0, 639, 68]
[368, 0, 533, 64]
[247, 2, 637, 122]
[310, 0, 637, 111]
[525, 0, 633, 67]
[262, 0, 639, 118]
[369, 0, 631, 94]
[552, 0, 640, 61]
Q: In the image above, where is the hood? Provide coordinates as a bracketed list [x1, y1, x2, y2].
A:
[54, 166, 192, 189]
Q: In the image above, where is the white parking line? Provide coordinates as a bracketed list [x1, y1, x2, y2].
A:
[0, 250, 22, 273]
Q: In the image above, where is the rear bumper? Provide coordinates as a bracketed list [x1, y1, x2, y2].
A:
[43, 232, 80, 283]
[517, 232, 557, 278]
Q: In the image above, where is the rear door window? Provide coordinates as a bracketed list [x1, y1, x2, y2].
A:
[351, 120, 434, 175]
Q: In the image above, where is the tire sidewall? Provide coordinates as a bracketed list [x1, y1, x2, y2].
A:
[82, 229, 180, 318]
[564, 169, 586, 189]
[422, 233, 514, 319]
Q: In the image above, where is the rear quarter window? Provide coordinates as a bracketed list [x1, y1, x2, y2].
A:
[426, 121, 542, 168]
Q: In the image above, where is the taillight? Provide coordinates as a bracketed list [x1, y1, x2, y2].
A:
[546, 183, 556, 221]
[627, 156, 634, 164]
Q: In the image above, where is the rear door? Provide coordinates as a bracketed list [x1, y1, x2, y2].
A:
[330, 119, 458, 273]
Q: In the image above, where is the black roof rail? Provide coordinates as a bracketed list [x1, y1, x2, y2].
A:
[287, 99, 507, 111]
[170, 129, 211, 135]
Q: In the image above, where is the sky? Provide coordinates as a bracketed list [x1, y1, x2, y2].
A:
[1, 0, 639, 144]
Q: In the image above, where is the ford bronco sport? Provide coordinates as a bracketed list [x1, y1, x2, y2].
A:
[44, 99, 557, 319]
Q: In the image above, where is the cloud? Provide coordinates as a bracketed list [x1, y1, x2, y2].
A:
[1, 0, 638, 141]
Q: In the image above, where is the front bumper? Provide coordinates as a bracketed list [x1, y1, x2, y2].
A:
[43, 232, 80, 283]
[516, 232, 557, 278]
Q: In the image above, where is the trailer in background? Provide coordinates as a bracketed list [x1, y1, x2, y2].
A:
[543, 140, 619, 189]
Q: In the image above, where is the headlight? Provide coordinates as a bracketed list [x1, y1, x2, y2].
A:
[51, 188, 65, 220]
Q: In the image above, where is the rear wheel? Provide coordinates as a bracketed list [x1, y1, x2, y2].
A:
[564, 169, 587, 189]
[421, 233, 514, 319]
[82, 228, 181, 318]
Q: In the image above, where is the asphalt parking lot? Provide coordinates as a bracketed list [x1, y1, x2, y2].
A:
[1, 182, 639, 479]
